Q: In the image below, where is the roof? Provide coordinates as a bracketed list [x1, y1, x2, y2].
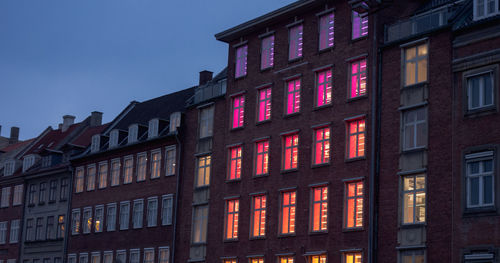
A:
[0, 138, 35, 153]
[415, 0, 456, 14]
[70, 123, 110, 147]
[452, 0, 500, 31]
[23, 123, 79, 156]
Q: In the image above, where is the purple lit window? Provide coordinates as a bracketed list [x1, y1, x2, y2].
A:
[350, 59, 367, 98]
[258, 87, 271, 122]
[319, 13, 334, 50]
[352, 11, 368, 40]
[261, 35, 274, 69]
[235, 45, 247, 78]
[289, 25, 303, 60]
[286, 79, 301, 115]
[316, 69, 332, 107]
[232, 95, 245, 129]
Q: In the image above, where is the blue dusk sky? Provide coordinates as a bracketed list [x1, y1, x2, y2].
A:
[0, 0, 295, 140]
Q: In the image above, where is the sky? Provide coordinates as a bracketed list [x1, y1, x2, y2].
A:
[0, 0, 295, 140]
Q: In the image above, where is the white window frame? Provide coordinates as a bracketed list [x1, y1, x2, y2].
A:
[132, 199, 144, 229]
[83, 206, 92, 234]
[148, 118, 159, 139]
[119, 201, 131, 230]
[116, 250, 127, 263]
[144, 248, 155, 263]
[110, 158, 121, 186]
[103, 251, 113, 263]
[165, 146, 176, 176]
[91, 252, 101, 263]
[79, 253, 89, 263]
[95, 205, 104, 233]
[91, 135, 100, 153]
[137, 153, 147, 182]
[22, 155, 35, 173]
[474, 0, 500, 20]
[128, 124, 138, 144]
[402, 174, 426, 225]
[161, 194, 173, 226]
[158, 247, 170, 263]
[199, 106, 214, 139]
[195, 155, 211, 187]
[68, 254, 77, 263]
[0, 221, 7, 244]
[130, 249, 140, 263]
[466, 70, 495, 111]
[191, 205, 208, 244]
[123, 155, 134, 184]
[1, 187, 11, 208]
[147, 197, 158, 227]
[151, 149, 161, 179]
[107, 203, 117, 231]
[402, 107, 427, 151]
[3, 160, 15, 176]
[71, 209, 81, 235]
[87, 164, 96, 191]
[466, 151, 495, 208]
[403, 43, 428, 87]
[9, 219, 20, 243]
[399, 249, 425, 263]
[109, 129, 119, 149]
[75, 167, 84, 193]
[98, 161, 108, 189]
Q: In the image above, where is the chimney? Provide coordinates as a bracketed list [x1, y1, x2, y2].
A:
[90, 111, 103, 127]
[199, 70, 213, 86]
[62, 115, 75, 132]
[9, 126, 19, 144]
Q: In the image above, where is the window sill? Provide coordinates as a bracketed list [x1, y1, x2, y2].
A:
[283, 112, 300, 119]
[347, 94, 368, 102]
[345, 156, 366, 163]
[110, 184, 120, 187]
[281, 168, 299, 174]
[98, 186, 107, 190]
[260, 66, 274, 73]
[256, 119, 271, 126]
[309, 230, 328, 235]
[399, 223, 426, 229]
[313, 104, 333, 111]
[288, 57, 303, 64]
[278, 233, 296, 238]
[223, 239, 239, 243]
[123, 181, 132, 185]
[194, 185, 210, 190]
[165, 174, 175, 177]
[402, 82, 428, 90]
[234, 75, 247, 81]
[231, 126, 245, 132]
[463, 206, 497, 217]
[318, 46, 334, 54]
[253, 174, 269, 178]
[225, 179, 241, 183]
[351, 35, 368, 43]
[150, 176, 160, 180]
[465, 106, 497, 118]
[401, 147, 427, 154]
[342, 227, 364, 232]
[312, 163, 330, 169]
[249, 236, 266, 240]
[136, 179, 146, 183]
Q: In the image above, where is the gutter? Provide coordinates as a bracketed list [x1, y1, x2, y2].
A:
[172, 131, 182, 263]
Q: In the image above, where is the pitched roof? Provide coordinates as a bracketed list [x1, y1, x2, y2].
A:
[0, 138, 35, 153]
[23, 123, 79, 156]
[70, 123, 109, 147]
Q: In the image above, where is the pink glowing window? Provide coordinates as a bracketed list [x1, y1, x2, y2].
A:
[261, 35, 274, 69]
[352, 11, 368, 39]
[289, 25, 303, 60]
[231, 95, 245, 129]
[316, 69, 332, 107]
[255, 140, 269, 176]
[350, 59, 367, 98]
[258, 87, 272, 122]
[344, 181, 363, 228]
[314, 127, 330, 165]
[347, 119, 365, 159]
[251, 195, 266, 238]
[311, 186, 328, 232]
[225, 199, 239, 240]
[283, 134, 299, 170]
[286, 79, 301, 115]
[228, 146, 242, 180]
[280, 191, 296, 234]
[319, 13, 334, 50]
[235, 45, 247, 78]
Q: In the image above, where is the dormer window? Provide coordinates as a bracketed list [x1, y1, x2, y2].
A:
[23, 155, 35, 172]
[41, 156, 52, 168]
[3, 160, 15, 176]
[148, 118, 159, 139]
[128, 124, 138, 144]
[474, 0, 499, 20]
[91, 135, 100, 153]
[169, 112, 181, 133]
[109, 129, 119, 149]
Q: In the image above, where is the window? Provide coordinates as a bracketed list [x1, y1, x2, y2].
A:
[403, 175, 426, 224]
[313, 127, 331, 165]
[467, 71, 495, 110]
[91, 135, 100, 153]
[228, 146, 242, 180]
[39, 182, 47, 204]
[192, 205, 208, 243]
[49, 180, 57, 202]
[87, 165, 96, 191]
[83, 207, 92, 234]
[403, 107, 427, 151]
[347, 118, 366, 159]
[161, 195, 173, 226]
[344, 181, 364, 228]
[98, 162, 108, 189]
[352, 11, 368, 39]
[158, 247, 170, 263]
[95, 205, 104, 232]
[257, 87, 272, 122]
[26, 218, 34, 241]
[91, 252, 101, 263]
[316, 69, 332, 107]
[133, 199, 144, 229]
[107, 203, 117, 231]
[251, 195, 266, 238]
[254, 140, 269, 176]
[349, 59, 367, 99]
[3, 160, 15, 176]
[285, 78, 301, 115]
[195, 156, 211, 187]
[46, 216, 54, 239]
[311, 186, 328, 232]
[68, 254, 77, 263]
[282, 134, 299, 171]
[128, 124, 138, 144]
[80, 254, 89, 263]
[35, 217, 44, 240]
[144, 249, 154, 263]
[280, 191, 296, 235]
[9, 219, 19, 243]
[231, 95, 245, 129]
[261, 35, 274, 69]
[137, 153, 147, 182]
[75, 167, 84, 193]
[309, 255, 327, 263]
[223, 260, 237, 263]
[404, 43, 428, 86]
[147, 197, 158, 227]
[289, 24, 303, 60]
[116, 251, 126, 263]
[120, 201, 130, 230]
[148, 118, 159, 139]
[224, 199, 239, 240]
[111, 159, 120, 186]
[344, 252, 362, 263]
[466, 151, 495, 208]
[1, 187, 10, 208]
[250, 258, 264, 263]
[400, 250, 425, 263]
[474, 0, 499, 20]
[130, 249, 140, 263]
[28, 184, 37, 205]
[151, 150, 161, 179]
[279, 257, 294, 263]
[109, 129, 119, 148]
[23, 155, 35, 172]
[235, 45, 248, 78]
[42, 155, 52, 167]
[71, 209, 81, 235]
[0, 222, 6, 244]
[165, 146, 176, 176]
[199, 106, 214, 138]
[13, 185, 22, 206]
[123, 156, 133, 184]
[319, 12, 334, 50]
[103, 252, 113, 263]
[57, 215, 64, 238]
[60, 178, 68, 200]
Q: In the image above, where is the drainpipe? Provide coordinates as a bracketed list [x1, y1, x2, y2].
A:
[64, 166, 75, 261]
[172, 131, 182, 263]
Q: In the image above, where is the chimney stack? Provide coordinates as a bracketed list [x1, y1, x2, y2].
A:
[62, 115, 75, 132]
[90, 111, 103, 127]
[199, 70, 213, 86]
[9, 127, 19, 144]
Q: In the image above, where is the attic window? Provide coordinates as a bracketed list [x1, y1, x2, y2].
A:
[4, 160, 15, 176]
[474, 0, 500, 20]
[169, 112, 181, 133]
[148, 119, 159, 139]
[91, 135, 100, 153]
[109, 129, 119, 149]
[128, 124, 138, 144]
[42, 155, 52, 168]
[23, 155, 35, 172]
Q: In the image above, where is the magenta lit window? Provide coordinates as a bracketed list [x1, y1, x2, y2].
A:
[347, 119, 365, 159]
[283, 134, 299, 170]
[350, 59, 367, 98]
[235, 45, 248, 78]
[352, 11, 368, 40]
[232, 95, 245, 129]
[286, 79, 301, 115]
[319, 13, 334, 50]
[258, 87, 271, 122]
[261, 35, 274, 69]
[316, 69, 332, 107]
[255, 140, 269, 176]
[289, 25, 303, 60]
[314, 127, 330, 165]
[228, 146, 242, 180]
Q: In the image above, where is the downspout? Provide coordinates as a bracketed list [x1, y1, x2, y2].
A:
[64, 166, 75, 262]
[18, 178, 27, 262]
[172, 131, 182, 263]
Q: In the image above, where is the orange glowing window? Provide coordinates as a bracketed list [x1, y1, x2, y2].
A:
[283, 134, 299, 170]
[232, 95, 245, 129]
[344, 252, 362, 263]
[251, 195, 266, 238]
[311, 186, 328, 232]
[344, 181, 364, 228]
[250, 258, 264, 263]
[223, 259, 237, 263]
[228, 146, 242, 180]
[225, 199, 239, 240]
[309, 255, 327, 263]
[258, 87, 272, 122]
[279, 256, 294, 263]
[280, 191, 296, 235]
[347, 119, 365, 159]
[314, 127, 331, 165]
[255, 140, 269, 176]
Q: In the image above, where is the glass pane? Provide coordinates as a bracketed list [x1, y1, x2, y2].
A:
[484, 74, 493, 106]
[406, 62, 416, 85]
[405, 124, 415, 149]
[417, 59, 427, 83]
[415, 254, 425, 263]
[404, 176, 415, 191]
[471, 77, 480, 108]
[470, 177, 480, 205]
[483, 159, 493, 172]
[483, 175, 493, 204]
[469, 161, 480, 174]
[416, 176, 425, 189]
[416, 122, 426, 147]
[418, 44, 428, 56]
[403, 193, 414, 223]
[406, 47, 416, 60]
